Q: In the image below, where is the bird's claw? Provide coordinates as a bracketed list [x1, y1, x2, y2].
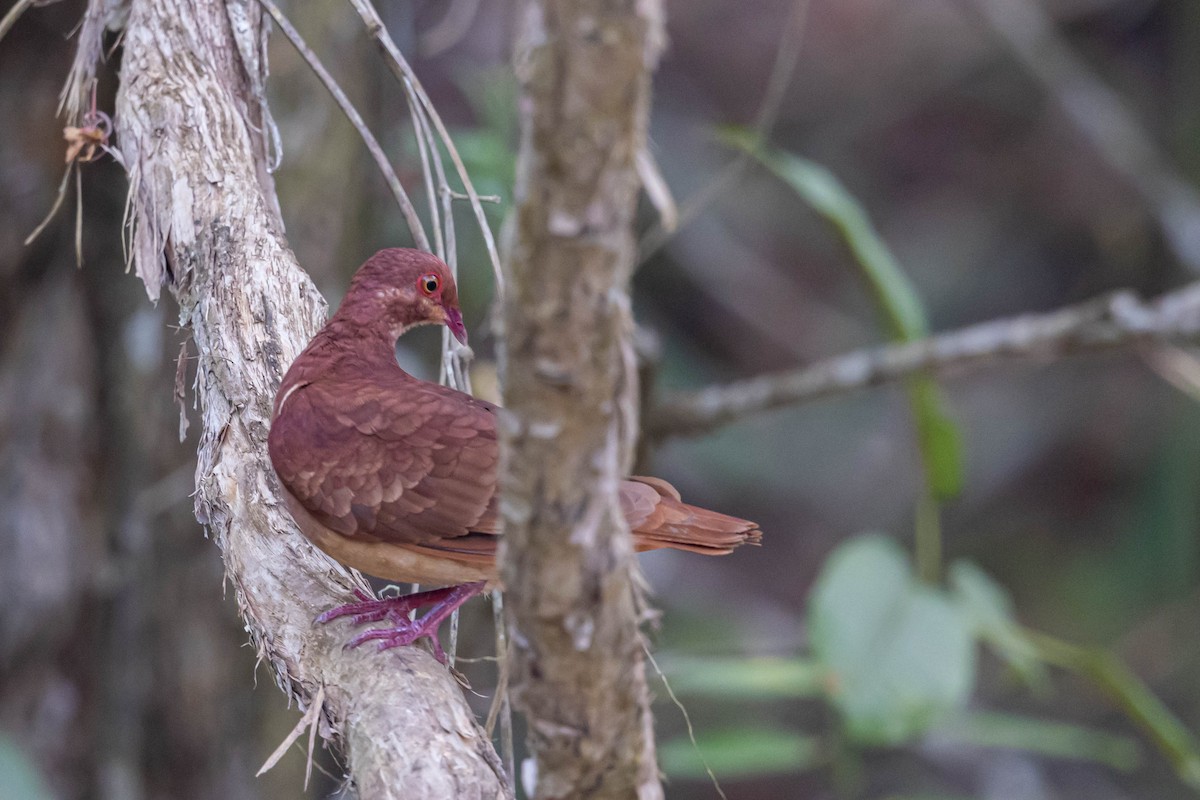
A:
[317, 581, 485, 664]
[342, 622, 448, 663]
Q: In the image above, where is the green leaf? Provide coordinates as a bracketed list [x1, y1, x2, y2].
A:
[934, 711, 1142, 771]
[662, 656, 827, 700]
[720, 127, 964, 501]
[719, 127, 927, 341]
[810, 535, 976, 745]
[949, 561, 1048, 688]
[660, 727, 823, 779]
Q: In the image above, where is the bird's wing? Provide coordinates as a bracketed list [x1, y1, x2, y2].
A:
[269, 376, 500, 548]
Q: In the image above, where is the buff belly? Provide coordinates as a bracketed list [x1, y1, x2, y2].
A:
[281, 489, 496, 587]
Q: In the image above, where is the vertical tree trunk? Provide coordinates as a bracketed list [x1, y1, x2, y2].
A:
[501, 1, 665, 798]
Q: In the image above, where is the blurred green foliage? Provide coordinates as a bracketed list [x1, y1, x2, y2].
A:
[660, 533, 1200, 790]
[660, 727, 822, 780]
[0, 735, 53, 800]
[723, 130, 965, 506]
[449, 67, 517, 212]
[810, 535, 976, 745]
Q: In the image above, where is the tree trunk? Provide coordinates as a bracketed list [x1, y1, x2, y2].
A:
[57, 0, 512, 796]
[500, 1, 665, 798]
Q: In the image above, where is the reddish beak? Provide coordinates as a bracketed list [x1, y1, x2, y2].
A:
[445, 306, 468, 346]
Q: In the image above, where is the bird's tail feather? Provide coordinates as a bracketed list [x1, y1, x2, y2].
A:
[627, 477, 762, 556]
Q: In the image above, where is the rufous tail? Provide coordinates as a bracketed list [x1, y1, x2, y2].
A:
[626, 476, 762, 556]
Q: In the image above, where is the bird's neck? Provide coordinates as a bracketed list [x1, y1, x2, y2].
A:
[274, 312, 414, 420]
[315, 312, 402, 370]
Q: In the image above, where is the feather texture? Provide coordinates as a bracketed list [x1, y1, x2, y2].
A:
[268, 249, 760, 585]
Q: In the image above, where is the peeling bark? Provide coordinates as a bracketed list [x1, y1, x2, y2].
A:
[57, 0, 517, 796]
[500, 1, 665, 798]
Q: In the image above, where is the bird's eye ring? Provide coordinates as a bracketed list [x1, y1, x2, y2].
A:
[420, 274, 440, 295]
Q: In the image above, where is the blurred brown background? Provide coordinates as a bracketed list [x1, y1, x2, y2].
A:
[3, 0, 1200, 798]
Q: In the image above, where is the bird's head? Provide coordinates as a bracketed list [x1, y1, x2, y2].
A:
[342, 248, 468, 346]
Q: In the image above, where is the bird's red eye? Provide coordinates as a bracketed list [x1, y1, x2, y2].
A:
[419, 274, 440, 295]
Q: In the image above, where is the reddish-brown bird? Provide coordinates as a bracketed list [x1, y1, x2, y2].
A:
[268, 248, 760, 661]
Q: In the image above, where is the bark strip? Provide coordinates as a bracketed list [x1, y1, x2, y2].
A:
[93, 0, 511, 796]
[500, 1, 665, 798]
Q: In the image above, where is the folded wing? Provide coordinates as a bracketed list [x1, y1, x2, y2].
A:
[270, 378, 759, 561]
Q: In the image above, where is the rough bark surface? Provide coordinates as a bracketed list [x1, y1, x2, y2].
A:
[95, 0, 511, 796]
[500, 1, 665, 798]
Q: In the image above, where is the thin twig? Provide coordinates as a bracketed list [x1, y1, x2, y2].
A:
[636, 148, 678, 234]
[254, 0, 430, 251]
[647, 283, 1200, 441]
[418, 0, 481, 58]
[484, 590, 514, 781]
[448, 190, 501, 203]
[643, 644, 728, 800]
[412, 95, 472, 392]
[409, 92, 444, 261]
[0, 0, 35, 44]
[637, 0, 810, 263]
[24, 164, 74, 247]
[257, 684, 326, 780]
[960, 0, 1200, 274]
[304, 685, 323, 790]
[344, 0, 504, 296]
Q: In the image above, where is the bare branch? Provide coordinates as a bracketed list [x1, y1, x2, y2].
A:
[98, 0, 509, 795]
[646, 283, 1200, 441]
[255, 0, 430, 251]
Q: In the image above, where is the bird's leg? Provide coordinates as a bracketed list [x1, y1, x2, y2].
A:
[316, 586, 434, 627]
[317, 581, 486, 663]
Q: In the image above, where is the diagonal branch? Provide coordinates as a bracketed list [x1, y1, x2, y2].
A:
[646, 282, 1200, 441]
[96, 0, 511, 795]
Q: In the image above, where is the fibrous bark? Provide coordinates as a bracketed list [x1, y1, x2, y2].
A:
[500, 1, 665, 798]
[57, 0, 513, 796]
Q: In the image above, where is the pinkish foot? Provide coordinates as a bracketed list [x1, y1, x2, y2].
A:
[316, 582, 485, 663]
